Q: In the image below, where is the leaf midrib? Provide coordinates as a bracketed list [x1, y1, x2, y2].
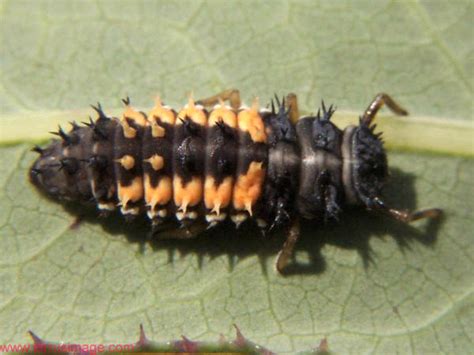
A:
[1, 109, 472, 157]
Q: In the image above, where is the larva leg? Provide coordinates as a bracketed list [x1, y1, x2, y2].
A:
[285, 93, 300, 124]
[275, 218, 301, 274]
[196, 89, 241, 111]
[361, 93, 409, 126]
[370, 197, 443, 223]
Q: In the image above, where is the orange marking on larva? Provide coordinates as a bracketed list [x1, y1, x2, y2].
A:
[173, 175, 203, 214]
[177, 97, 207, 126]
[233, 162, 265, 214]
[120, 118, 137, 138]
[148, 97, 176, 137]
[237, 105, 267, 143]
[144, 175, 172, 210]
[150, 122, 166, 138]
[204, 176, 233, 215]
[143, 154, 164, 171]
[115, 155, 135, 170]
[209, 106, 237, 128]
[123, 104, 147, 126]
[117, 176, 143, 207]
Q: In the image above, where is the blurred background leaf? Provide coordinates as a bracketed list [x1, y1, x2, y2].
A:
[0, 0, 472, 353]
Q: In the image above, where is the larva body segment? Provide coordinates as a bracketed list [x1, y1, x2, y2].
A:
[29, 91, 442, 272]
[142, 100, 175, 221]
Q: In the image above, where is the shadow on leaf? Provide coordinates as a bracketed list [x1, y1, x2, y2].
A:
[60, 167, 444, 277]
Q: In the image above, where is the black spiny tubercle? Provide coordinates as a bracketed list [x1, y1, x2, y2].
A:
[29, 91, 442, 273]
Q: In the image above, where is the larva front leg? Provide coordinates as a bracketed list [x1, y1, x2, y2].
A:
[361, 92, 408, 126]
[355, 94, 442, 224]
[368, 197, 443, 223]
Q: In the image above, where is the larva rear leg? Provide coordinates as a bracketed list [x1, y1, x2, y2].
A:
[275, 218, 301, 274]
[195, 89, 241, 111]
[361, 93, 408, 126]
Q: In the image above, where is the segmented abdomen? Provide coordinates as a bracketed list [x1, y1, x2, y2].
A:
[30, 96, 347, 234]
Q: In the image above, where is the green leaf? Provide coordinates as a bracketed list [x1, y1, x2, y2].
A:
[0, 0, 472, 354]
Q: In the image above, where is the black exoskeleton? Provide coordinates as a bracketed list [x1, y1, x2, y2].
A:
[30, 90, 442, 273]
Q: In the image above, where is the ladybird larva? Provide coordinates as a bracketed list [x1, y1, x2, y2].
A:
[29, 90, 442, 272]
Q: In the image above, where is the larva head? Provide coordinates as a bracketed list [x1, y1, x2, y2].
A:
[346, 121, 388, 206]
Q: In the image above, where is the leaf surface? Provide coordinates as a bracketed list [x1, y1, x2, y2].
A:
[0, 0, 472, 353]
